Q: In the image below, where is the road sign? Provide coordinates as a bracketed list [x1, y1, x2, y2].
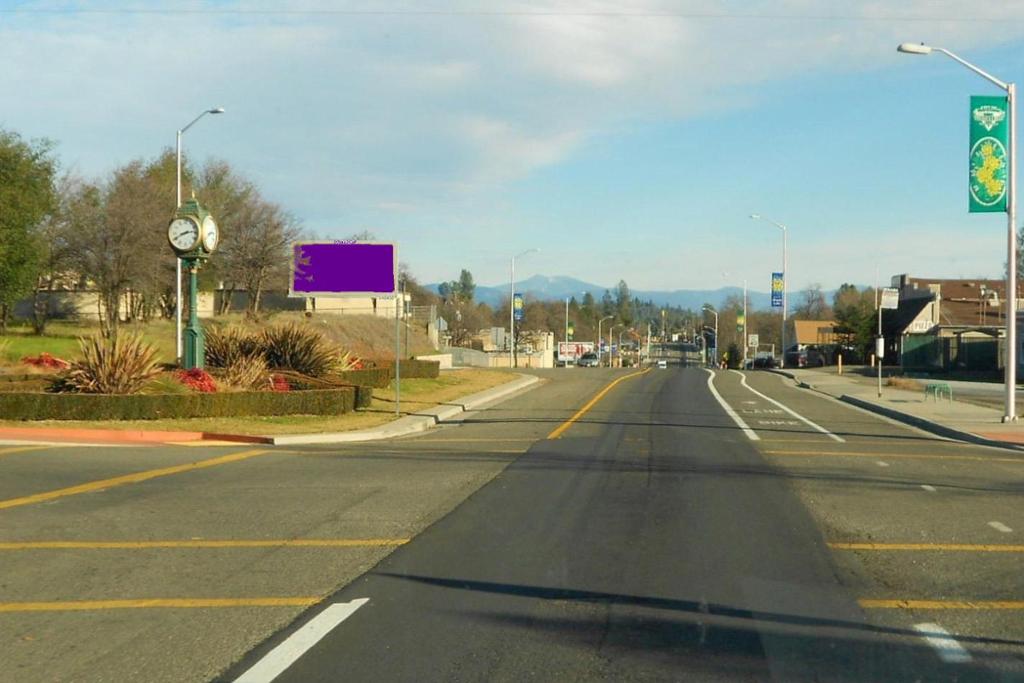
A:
[289, 242, 397, 297]
[970, 95, 1009, 213]
[771, 272, 784, 308]
[880, 287, 899, 310]
[748, 334, 759, 348]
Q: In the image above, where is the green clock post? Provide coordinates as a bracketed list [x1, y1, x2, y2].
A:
[167, 198, 220, 370]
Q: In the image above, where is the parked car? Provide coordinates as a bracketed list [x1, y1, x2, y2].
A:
[578, 352, 600, 367]
[657, 359, 667, 369]
[752, 355, 777, 369]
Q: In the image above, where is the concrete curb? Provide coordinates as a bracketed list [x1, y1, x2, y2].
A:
[837, 393, 1024, 453]
[270, 374, 541, 446]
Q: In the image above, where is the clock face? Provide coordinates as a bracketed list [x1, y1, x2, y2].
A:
[202, 216, 219, 252]
[168, 217, 200, 252]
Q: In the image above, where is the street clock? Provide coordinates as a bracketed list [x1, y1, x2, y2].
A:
[167, 198, 218, 370]
[168, 198, 218, 258]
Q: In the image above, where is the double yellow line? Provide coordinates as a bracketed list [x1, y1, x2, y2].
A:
[547, 369, 651, 440]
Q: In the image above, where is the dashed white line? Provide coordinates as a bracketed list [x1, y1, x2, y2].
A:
[921, 484, 937, 492]
[876, 461, 890, 467]
[988, 521, 1013, 533]
[730, 371, 845, 442]
[704, 370, 759, 441]
[913, 623, 972, 663]
[234, 598, 369, 683]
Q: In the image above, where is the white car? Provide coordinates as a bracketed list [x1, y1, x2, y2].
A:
[657, 360, 667, 369]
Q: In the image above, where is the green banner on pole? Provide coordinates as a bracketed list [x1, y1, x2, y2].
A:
[736, 311, 744, 334]
[969, 95, 1009, 213]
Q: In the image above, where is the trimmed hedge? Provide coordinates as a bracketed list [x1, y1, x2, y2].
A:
[0, 387, 357, 421]
[374, 359, 440, 380]
[335, 367, 392, 389]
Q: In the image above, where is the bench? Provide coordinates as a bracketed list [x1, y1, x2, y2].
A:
[924, 382, 952, 402]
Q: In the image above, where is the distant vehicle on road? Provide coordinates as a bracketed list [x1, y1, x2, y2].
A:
[752, 356, 777, 369]
[577, 352, 600, 367]
[657, 360, 668, 369]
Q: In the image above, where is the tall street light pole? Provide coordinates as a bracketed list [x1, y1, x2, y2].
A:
[175, 107, 225, 364]
[750, 214, 787, 367]
[509, 248, 538, 369]
[703, 305, 719, 366]
[898, 42, 1017, 421]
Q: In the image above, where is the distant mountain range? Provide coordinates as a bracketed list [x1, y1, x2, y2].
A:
[427, 274, 778, 310]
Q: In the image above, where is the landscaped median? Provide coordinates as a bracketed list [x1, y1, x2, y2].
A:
[0, 369, 522, 442]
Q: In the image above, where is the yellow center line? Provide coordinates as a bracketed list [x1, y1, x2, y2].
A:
[0, 538, 409, 550]
[860, 599, 1024, 610]
[547, 369, 652, 440]
[763, 450, 1024, 464]
[0, 445, 49, 458]
[0, 448, 269, 511]
[0, 597, 320, 613]
[831, 542, 1024, 552]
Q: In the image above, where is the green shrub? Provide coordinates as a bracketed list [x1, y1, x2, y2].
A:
[53, 333, 162, 394]
[260, 323, 342, 376]
[217, 355, 272, 391]
[205, 326, 261, 368]
[0, 387, 356, 421]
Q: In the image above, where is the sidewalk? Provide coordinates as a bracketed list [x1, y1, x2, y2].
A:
[771, 367, 1024, 450]
[0, 374, 541, 447]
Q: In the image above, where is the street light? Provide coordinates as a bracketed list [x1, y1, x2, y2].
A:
[703, 305, 719, 366]
[750, 213, 787, 367]
[509, 248, 539, 369]
[175, 106, 225, 364]
[898, 42, 1017, 422]
[597, 315, 614, 367]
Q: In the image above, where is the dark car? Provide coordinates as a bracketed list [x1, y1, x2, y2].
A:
[752, 355, 778, 369]
[577, 352, 600, 367]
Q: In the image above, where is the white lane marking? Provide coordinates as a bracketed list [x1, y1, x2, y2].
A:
[704, 370, 759, 441]
[730, 371, 845, 443]
[876, 461, 890, 467]
[234, 598, 369, 683]
[988, 521, 1013, 533]
[913, 623, 972, 663]
[921, 484, 937, 492]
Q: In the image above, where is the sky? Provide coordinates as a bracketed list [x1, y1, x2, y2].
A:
[4, 1, 1024, 293]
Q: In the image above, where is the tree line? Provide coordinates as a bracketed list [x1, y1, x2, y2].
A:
[0, 128, 301, 336]
[420, 269, 883, 361]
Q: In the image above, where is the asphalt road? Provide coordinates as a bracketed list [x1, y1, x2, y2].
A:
[3, 367, 1022, 681]
[222, 367, 1024, 682]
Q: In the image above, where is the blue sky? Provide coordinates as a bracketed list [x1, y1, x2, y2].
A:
[4, 1, 1024, 293]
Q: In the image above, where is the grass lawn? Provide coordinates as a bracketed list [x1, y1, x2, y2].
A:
[1, 321, 178, 366]
[0, 369, 518, 436]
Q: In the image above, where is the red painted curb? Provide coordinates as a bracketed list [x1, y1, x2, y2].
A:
[0, 427, 272, 445]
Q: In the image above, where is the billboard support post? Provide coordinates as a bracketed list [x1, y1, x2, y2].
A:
[395, 285, 400, 416]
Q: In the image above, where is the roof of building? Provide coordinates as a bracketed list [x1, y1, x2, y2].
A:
[882, 297, 932, 335]
[793, 319, 837, 345]
[904, 277, 1006, 327]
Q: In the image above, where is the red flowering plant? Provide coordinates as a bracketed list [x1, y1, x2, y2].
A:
[21, 353, 71, 370]
[176, 368, 218, 393]
[270, 374, 290, 392]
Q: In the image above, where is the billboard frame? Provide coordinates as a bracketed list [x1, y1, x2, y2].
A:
[288, 241, 398, 299]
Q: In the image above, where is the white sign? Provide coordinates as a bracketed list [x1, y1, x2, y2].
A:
[748, 334, 759, 348]
[558, 341, 595, 362]
[880, 287, 899, 310]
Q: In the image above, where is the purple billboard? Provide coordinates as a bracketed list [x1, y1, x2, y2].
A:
[289, 242, 397, 296]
